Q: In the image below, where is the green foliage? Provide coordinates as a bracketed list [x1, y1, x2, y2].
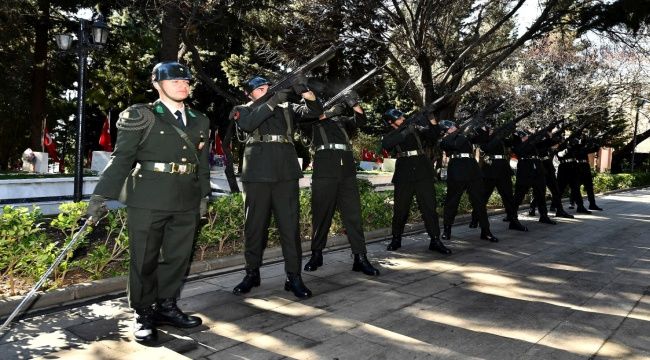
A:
[0, 205, 47, 295]
[592, 172, 650, 193]
[78, 208, 129, 280]
[352, 132, 383, 162]
[197, 193, 245, 260]
[49, 202, 91, 286]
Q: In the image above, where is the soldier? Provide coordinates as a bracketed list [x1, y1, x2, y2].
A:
[303, 98, 380, 275]
[86, 62, 209, 343]
[470, 124, 528, 231]
[556, 133, 592, 214]
[229, 76, 322, 299]
[574, 133, 604, 211]
[528, 130, 575, 218]
[511, 130, 558, 225]
[382, 109, 452, 254]
[439, 120, 499, 242]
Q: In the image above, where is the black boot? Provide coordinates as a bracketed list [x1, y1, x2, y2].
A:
[304, 250, 323, 272]
[429, 236, 452, 254]
[576, 206, 592, 214]
[539, 216, 557, 224]
[133, 306, 157, 343]
[588, 204, 603, 211]
[441, 225, 452, 240]
[386, 236, 402, 251]
[508, 219, 528, 232]
[153, 298, 202, 328]
[555, 209, 574, 218]
[233, 268, 260, 295]
[480, 229, 499, 242]
[284, 273, 312, 299]
[352, 254, 380, 275]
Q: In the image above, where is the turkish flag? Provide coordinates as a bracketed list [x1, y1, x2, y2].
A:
[42, 127, 59, 162]
[99, 115, 112, 151]
[214, 131, 224, 156]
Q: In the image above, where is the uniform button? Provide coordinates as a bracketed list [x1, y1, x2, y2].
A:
[182, 145, 187, 149]
[138, 174, 142, 178]
[160, 131, 165, 134]
[181, 158, 187, 162]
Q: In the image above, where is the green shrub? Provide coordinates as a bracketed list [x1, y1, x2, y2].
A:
[49, 202, 92, 286]
[77, 208, 129, 280]
[0, 206, 48, 295]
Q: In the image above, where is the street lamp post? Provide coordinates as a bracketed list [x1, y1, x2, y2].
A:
[631, 98, 648, 173]
[54, 15, 109, 202]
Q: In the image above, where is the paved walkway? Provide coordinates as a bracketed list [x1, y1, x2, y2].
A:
[1, 189, 650, 359]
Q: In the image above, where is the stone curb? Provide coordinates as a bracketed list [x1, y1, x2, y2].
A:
[1, 186, 643, 319]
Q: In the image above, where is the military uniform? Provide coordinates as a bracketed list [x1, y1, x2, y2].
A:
[235, 98, 322, 274]
[440, 131, 496, 240]
[471, 131, 527, 229]
[556, 140, 589, 212]
[573, 137, 602, 210]
[512, 135, 556, 223]
[93, 100, 211, 309]
[529, 133, 573, 217]
[382, 123, 442, 243]
[309, 111, 367, 254]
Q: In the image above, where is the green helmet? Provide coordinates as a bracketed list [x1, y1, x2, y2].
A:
[152, 61, 192, 81]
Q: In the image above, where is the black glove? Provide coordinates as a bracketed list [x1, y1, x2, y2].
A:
[343, 93, 358, 108]
[266, 89, 292, 110]
[87, 194, 108, 223]
[292, 73, 310, 95]
[323, 103, 346, 119]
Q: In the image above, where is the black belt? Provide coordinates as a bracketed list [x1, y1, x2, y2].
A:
[137, 161, 197, 175]
[576, 159, 589, 163]
[247, 134, 292, 144]
[397, 150, 423, 158]
[520, 156, 540, 160]
[315, 143, 350, 152]
[559, 158, 576, 163]
[450, 153, 472, 159]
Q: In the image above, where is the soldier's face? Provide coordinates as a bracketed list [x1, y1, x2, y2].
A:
[391, 117, 405, 128]
[249, 84, 269, 100]
[156, 79, 190, 103]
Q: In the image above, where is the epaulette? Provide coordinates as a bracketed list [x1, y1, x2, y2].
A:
[116, 103, 155, 131]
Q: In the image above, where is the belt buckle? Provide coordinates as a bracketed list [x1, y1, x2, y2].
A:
[169, 163, 178, 174]
[154, 163, 166, 172]
[178, 164, 187, 174]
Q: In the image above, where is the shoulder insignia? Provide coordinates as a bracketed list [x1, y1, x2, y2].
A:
[116, 103, 156, 131]
[154, 103, 165, 114]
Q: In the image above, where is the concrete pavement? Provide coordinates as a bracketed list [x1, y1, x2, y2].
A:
[1, 188, 649, 359]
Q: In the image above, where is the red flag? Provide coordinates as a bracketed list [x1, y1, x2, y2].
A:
[42, 127, 59, 162]
[99, 115, 112, 151]
[214, 131, 224, 156]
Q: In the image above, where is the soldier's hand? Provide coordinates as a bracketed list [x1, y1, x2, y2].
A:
[292, 73, 309, 95]
[266, 89, 292, 110]
[200, 197, 209, 217]
[343, 93, 358, 108]
[87, 194, 108, 224]
[323, 103, 346, 119]
[229, 106, 242, 121]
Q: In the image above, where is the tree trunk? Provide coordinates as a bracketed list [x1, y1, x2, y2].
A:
[416, 52, 435, 105]
[160, 3, 182, 61]
[29, 0, 49, 150]
[611, 128, 650, 173]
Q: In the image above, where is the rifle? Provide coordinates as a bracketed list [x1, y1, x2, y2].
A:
[250, 44, 340, 108]
[489, 110, 533, 141]
[322, 67, 382, 109]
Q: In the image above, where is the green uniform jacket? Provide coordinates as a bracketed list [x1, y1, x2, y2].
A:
[93, 100, 211, 211]
[236, 99, 322, 182]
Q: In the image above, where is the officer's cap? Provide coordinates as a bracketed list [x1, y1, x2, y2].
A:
[244, 76, 271, 95]
[438, 119, 457, 131]
[152, 61, 192, 82]
[383, 109, 404, 123]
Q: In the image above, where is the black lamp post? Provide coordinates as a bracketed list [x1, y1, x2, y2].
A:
[631, 97, 649, 172]
[54, 15, 109, 202]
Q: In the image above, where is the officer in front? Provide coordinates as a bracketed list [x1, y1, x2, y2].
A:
[381, 109, 452, 254]
[303, 97, 380, 276]
[229, 76, 322, 299]
[439, 120, 498, 242]
[87, 61, 210, 343]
